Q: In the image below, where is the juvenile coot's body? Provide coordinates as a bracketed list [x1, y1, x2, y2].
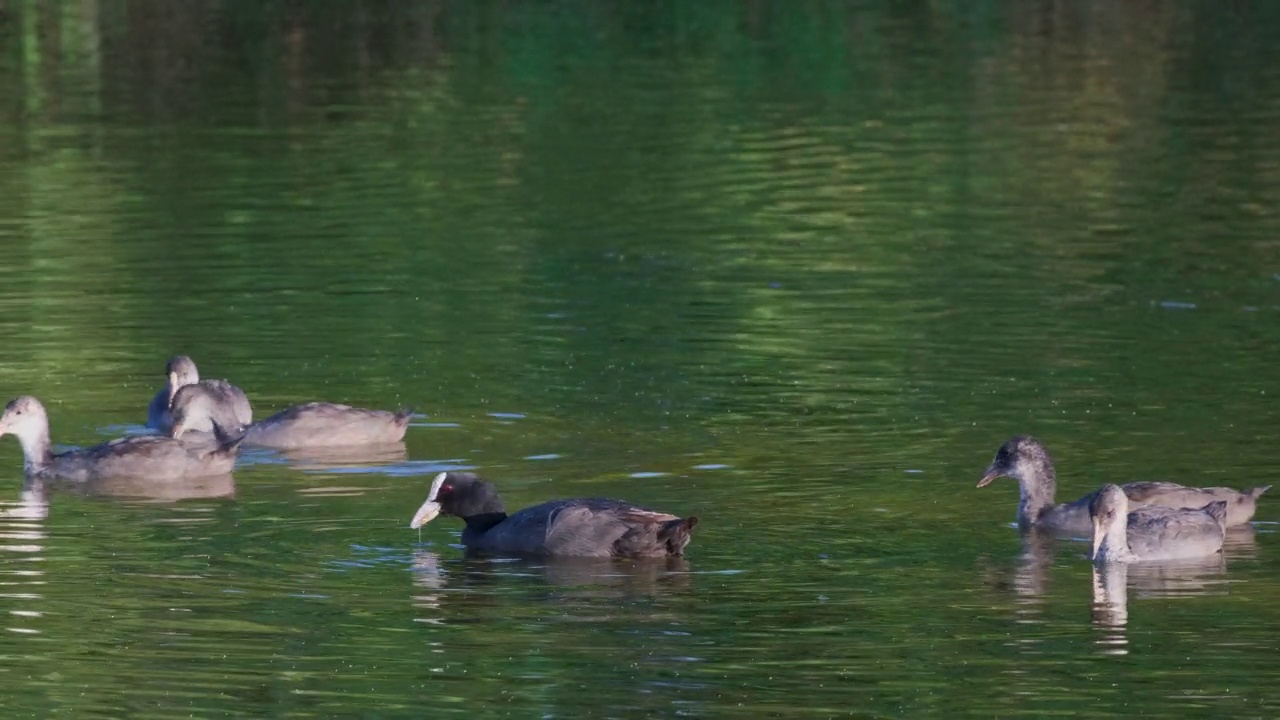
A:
[169, 384, 410, 450]
[146, 355, 252, 434]
[1089, 483, 1228, 563]
[1, 396, 240, 482]
[978, 436, 1267, 534]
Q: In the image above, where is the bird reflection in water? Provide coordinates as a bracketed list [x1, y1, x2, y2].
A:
[986, 525, 1258, 658]
[1222, 523, 1260, 560]
[1090, 563, 1129, 654]
[69, 473, 236, 501]
[411, 549, 448, 620]
[1090, 525, 1255, 657]
[278, 442, 409, 472]
[0, 480, 50, 636]
[410, 548, 694, 622]
[976, 530, 1057, 635]
[1010, 531, 1055, 621]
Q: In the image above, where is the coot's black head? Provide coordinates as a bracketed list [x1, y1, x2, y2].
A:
[978, 435, 1052, 487]
[410, 472, 506, 528]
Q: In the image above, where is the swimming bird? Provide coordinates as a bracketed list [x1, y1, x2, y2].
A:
[978, 436, 1267, 534]
[0, 396, 240, 482]
[409, 472, 698, 558]
[169, 384, 410, 450]
[1089, 483, 1227, 563]
[146, 355, 252, 434]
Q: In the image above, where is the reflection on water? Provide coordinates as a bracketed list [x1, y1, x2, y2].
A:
[280, 442, 409, 471]
[408, 548, 695, 614]
[460, 554, 693, 595]
[0, 482, 47, 637]
[1010, 531, 1056, 616]
[1092, 554, 1235, 657]
[1125, 554, 1232, 597]
[1089, 526, 1256, 658]
[1223, 524, 1261, 560]
[0, 483, 49, 523]
[1091, 564, 1130, 653]
[987, 526, 1258, 661]
[68, 473, 236, 501]
[411, 549, 447, 619]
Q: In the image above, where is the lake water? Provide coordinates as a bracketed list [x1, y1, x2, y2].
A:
[1, 1, 1279, 717]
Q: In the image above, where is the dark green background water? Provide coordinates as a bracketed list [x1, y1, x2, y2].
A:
[1, 1, 1279, 717]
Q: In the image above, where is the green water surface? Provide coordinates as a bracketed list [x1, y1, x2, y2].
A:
[1, 1, 1279, 717]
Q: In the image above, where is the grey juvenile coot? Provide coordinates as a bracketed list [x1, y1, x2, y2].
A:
[409, 472, 699, 558]
[1089, 483, 1227, 563]
[978, 436, 1267, 534]
[146, 355, 252, 434]
[1, 396, 240, 482]
[169, 384, 410, 450]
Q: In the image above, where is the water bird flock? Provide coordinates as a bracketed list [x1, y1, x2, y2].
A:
[978, 436, 1267, 564]
[0, 355, 698, 559]
[0, 358, 1270, 568]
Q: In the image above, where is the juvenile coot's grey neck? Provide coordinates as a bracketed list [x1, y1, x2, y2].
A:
[17, 431, 53, 475]
[1090, 485, 1137, 563]
[1094, 527, 1134, 562]
[1009, 444, 1058, 527]
[1092, 513, 1134, 562]
[1018, 463, 1057, 527]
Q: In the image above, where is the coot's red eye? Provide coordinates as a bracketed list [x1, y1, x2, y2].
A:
[439, 483, 453, 495]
